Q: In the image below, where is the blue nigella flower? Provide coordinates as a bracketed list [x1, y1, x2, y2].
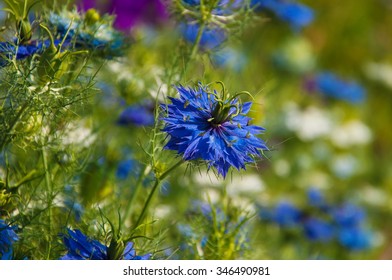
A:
[303, 218, 334, 242]
[271, 201, 302, 227]
[332, 203, 365, 227]
[0, 220, 19, 260]
[308, 72, 366, 103]
[49, 12, 79, 37]
[182, 0, 243, 15]
[63, 185, 84, 222]
[180, 23, 227, 51]
[251, 0, 314, 31]
[49, 11, 126, 57]
[117, 101, 155, 127]
[338, 227, 373, 251]
[63, 200, 84, 222]
[307, 187, 330, 211]
[116, 159, 137, 180]
[161, 83, 267, 178]
[0, 42, 40, 67]
[60, 228, 151, 260]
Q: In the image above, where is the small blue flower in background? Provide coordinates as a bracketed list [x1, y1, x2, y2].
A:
[182, 0, 243, 15]
[117, 101, 155, 127]
[251, 0, 314, 31]
[0, 220, 18, 260]
[180, 23, 227, 51]
[48, 10, 126, 57]
[191, 200, 226, 222]
[257, 189, 376, 252]
[303, 218, 334, 242]
[338, 227, 373, 251]
[63, 200, 84, 222]
[267, 201, 301, 227]
[332, 203, 365, 227]
[161, 83, 267, 178]
[60, 228, 151, 260]
[49, 12, 79, 37]
[63, 185, 84, 222]
[116, 159, 137, 180]
[0, 42, 40, 67]
[306, 72, 366, 103]
[307, 188, 329, 211]
[123, 242, 151, 260]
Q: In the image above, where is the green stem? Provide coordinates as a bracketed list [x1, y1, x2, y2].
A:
[124, 164, 149, 223]
[41, 140, 53, 259]
[132, 160, 184, 230]
[132, 178, 160, 231]
[190, 22, 206, 61]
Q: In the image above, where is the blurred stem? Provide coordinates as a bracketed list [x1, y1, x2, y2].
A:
[124, 164, 149, 224]
[132, 160, 184, 231]
[182, 21, 206, 78]
[41, 138, 53, 259]
[190, 22, 205, 59]
[190, 22, 205, 60]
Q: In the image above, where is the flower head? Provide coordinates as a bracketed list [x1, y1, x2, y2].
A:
[251, 0, 314, 31]
[161, 83, 267, 177]
[0, 220, 18, 260]
[180, 23, 227, 51]
[60, 228, 151, 260]
[306, 72, 366, 103]
[117, 101, 155, 127]
[303, 218, 334, 242]
[0, 41, 40, 67]
[182, 0, 243, 15]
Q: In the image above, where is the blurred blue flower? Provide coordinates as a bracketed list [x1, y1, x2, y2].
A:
[63, 185, 84, 222]
[308, 72, 366, 103]
[0, 220, 18, 260]
[338, 227, 373, 251]
[63, 200, 84, 222]
[48, 11, 126, 57]
[116, 159, 137, 180]
[333, 203, 365, 227]
[303, 218, 334, 242]
[0, 42, 40, 67]
[49, 12, 79, 37]
[258, 189, 376, 253]
[161, 83, 267, 177]
[251, 0, 314, 30]
[182, 0, 243, 15]
[191, 200, 226, 222]
[123, 242, 151, 260]
[117, 102, 155, 127]
[272, 201, 302, 227]
[180, 23, 227, 51]
[60, 228, 151, 260]
[307, 188, 329, 211]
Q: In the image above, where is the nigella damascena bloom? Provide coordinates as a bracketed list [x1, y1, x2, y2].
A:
[60, 228, 151, 260]
[251, 0, 314, 31]
[180, 23, 227, 51]
[161, 83, 267, 178]
[0, 220, 18, 260]
[305, 72, 366, 103]
[182, 0, 243, 15]
[0, 41, 40, 67]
